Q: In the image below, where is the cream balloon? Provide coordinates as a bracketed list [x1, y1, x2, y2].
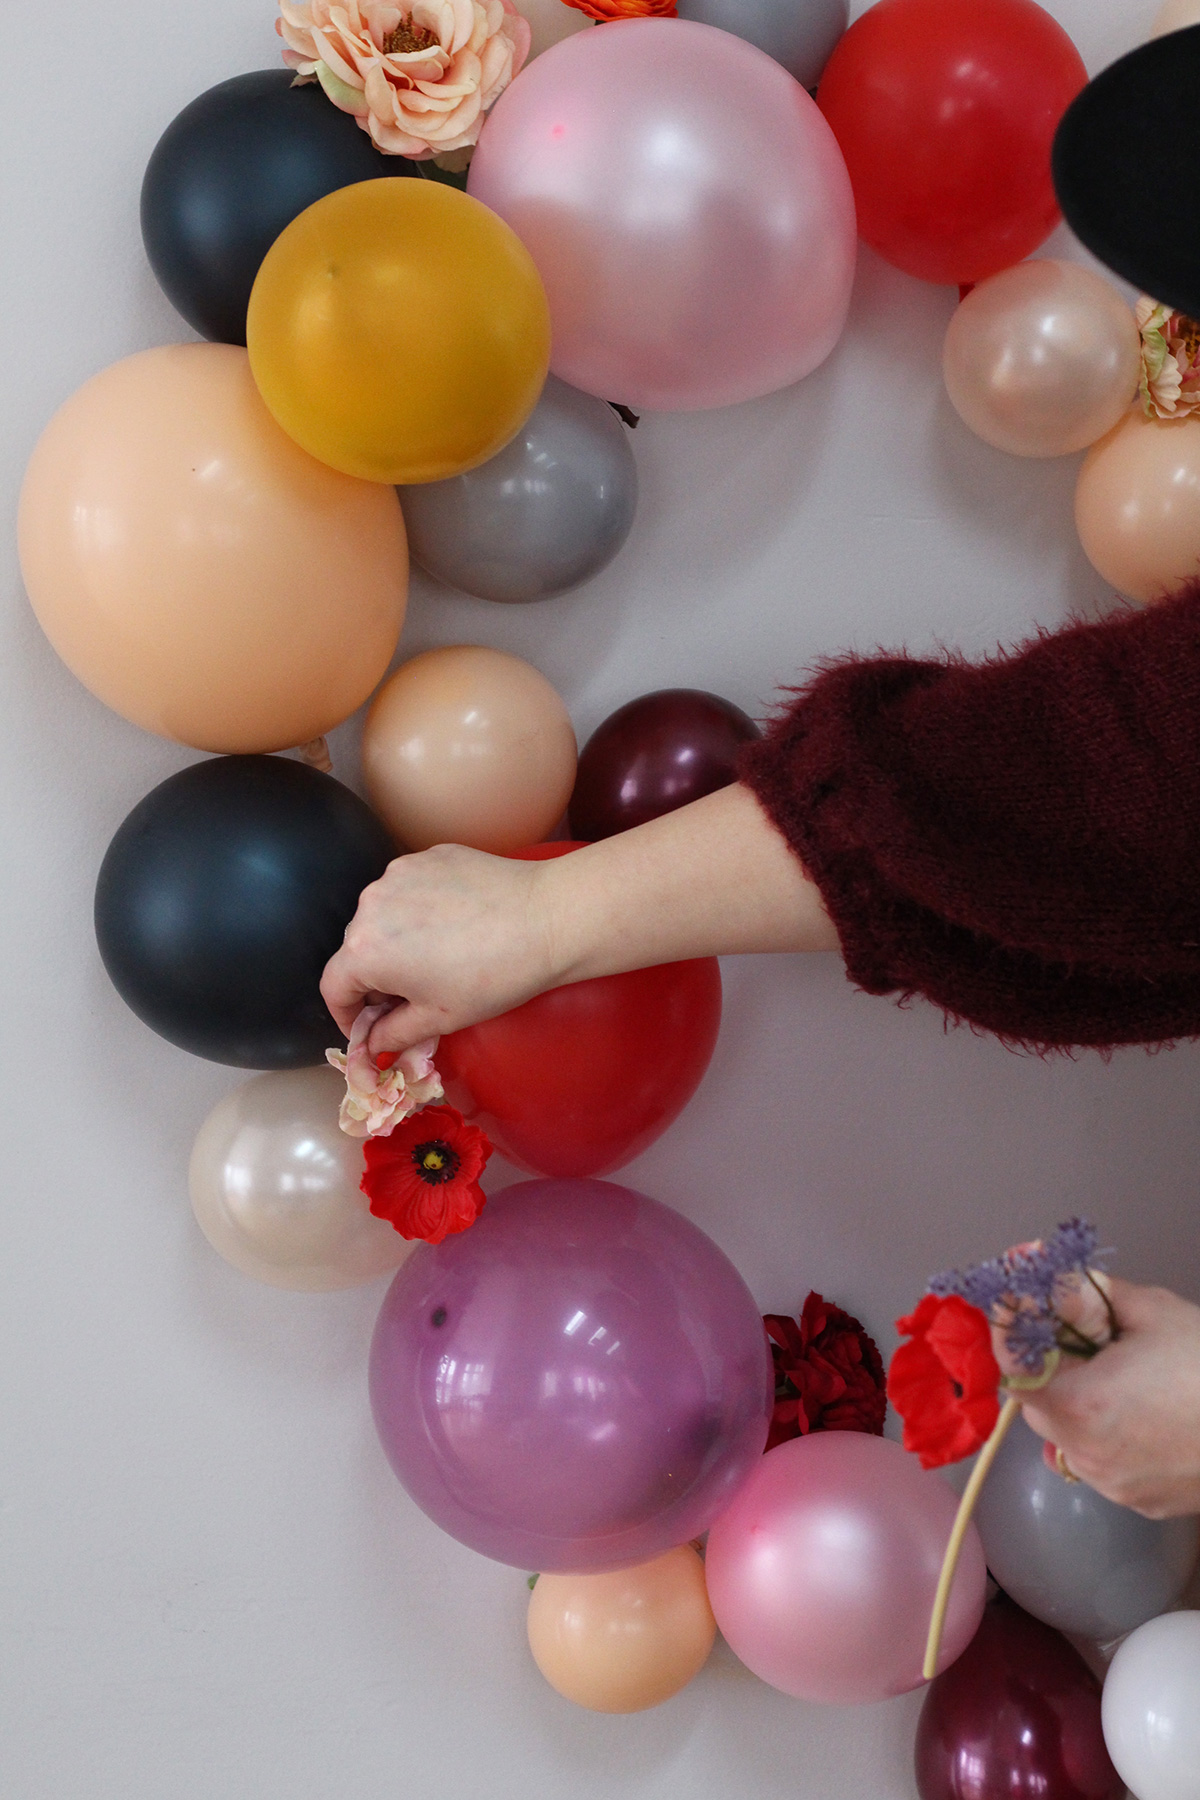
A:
[1075, 410, 1200, 601]
[511, 0, 592, 60]
[362, 646, 577, 852]
[943, 260, 1140, 458]
[18, 344, 408, 753]
[1102, 1612, 1200, 1800]
[189, 1066, 413, 1290]
[1151, 0, 1200, 34]
[527, 1547, 716, 1713]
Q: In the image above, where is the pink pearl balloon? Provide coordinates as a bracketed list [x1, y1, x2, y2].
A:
[704, 1434, 986, 1704]
[468, 18, 857, 412]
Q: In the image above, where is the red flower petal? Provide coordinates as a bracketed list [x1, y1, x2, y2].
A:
[888, 1294, 1001, 1470]
[361, 1104, 492, 1246]
[762, 1292, 888, 1451]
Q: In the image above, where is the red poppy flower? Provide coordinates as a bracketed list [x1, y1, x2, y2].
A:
[887, 1294, 1002, 1470]
[361, 1105, 491, 1246]
[763, 1291, 888, 1452]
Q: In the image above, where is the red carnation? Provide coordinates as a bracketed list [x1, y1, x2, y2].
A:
[361, 1105, 491, 1246]
[887, 1294, 1002, 1470]
[763, 1291, 888, 1451]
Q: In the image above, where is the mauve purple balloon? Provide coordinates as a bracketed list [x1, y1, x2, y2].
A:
[369, 1178, 773, 1571]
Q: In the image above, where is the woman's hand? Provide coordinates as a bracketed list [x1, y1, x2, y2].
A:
[1017, 1276, 1200, 1519]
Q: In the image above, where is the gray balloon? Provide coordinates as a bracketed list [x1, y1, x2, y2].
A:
[398, 376, 638, 604]
[675, 0, 849, 90]
[975, 1413, 1199, 1641]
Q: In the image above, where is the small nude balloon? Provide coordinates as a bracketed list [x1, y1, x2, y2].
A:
[362, 647, 577, 852]
[527, 1547, 717, 1712]
[189, 1066, 413, 1290]
[1151, 0, 1200, 33]
[944, 261, 1140, 457]
[1075, 410, 1200, 601]
[17, 344, 407, 753]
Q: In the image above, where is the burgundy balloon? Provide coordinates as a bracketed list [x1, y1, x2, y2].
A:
[568, 689, 762, 841]
[915, 1593, 1123, 1800]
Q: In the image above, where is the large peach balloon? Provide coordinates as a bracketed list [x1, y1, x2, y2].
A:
[247, 180, 551, 484]
[362, 647, 577, 851]
[18, 344, 408, 753]
[527, 1548, 716, 1712]
[1151, 0, 1200, 33]
[1075, 411, 1200, 601]
[943, 261, 1140, 457]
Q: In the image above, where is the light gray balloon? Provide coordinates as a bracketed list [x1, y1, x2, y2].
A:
[398, 376, 638, 604]
[974, 1413, 1199, 1641]
[675, 0, 849, 89]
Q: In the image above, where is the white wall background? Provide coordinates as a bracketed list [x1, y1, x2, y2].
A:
[0, 2, 1187, 1795]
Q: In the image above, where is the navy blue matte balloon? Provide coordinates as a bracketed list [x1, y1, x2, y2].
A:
[94, 756, 395, 1069]
[141, 69, 415, 345]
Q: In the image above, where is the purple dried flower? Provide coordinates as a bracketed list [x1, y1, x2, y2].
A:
[1003, 1309, 1061, 1373]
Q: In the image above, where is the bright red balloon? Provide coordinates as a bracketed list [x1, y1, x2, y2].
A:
[817, 0, 1087, 287]
[437, 844, 722, 1178]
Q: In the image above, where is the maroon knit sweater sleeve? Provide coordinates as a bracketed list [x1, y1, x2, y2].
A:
[738, 584, 1200, 1050]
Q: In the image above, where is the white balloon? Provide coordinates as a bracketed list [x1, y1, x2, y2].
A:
[1102, 1610, 1200, 1800]
[189, 1066, 414, 1291]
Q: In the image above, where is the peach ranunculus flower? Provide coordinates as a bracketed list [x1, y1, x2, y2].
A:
[561, 0, 674, 16]
[326, 1003, 444, 1138]
[277, 0, 531, 161]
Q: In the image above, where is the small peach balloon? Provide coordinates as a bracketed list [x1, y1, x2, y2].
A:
[362, 646, 577, 852]
[943, 261, 1140, 458]
[1151, 0, 1200, 34]
[189, 1067, 413, 1291]
[1075, 410, 1200, 601]
[527, 1547, 716, 1713]
[18, 344, 408, 753]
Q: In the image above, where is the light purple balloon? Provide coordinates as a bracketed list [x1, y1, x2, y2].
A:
[369, 1178, 773, 1571]
[467, 17, 857, 412]
[704, 1434, 987, 1704]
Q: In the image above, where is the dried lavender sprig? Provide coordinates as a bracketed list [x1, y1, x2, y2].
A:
[929, 1218, 1112, 1375]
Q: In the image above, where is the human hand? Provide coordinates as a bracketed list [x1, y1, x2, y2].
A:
[320, 844, 559, 1059]
[1016, 1276, 1200, 1519]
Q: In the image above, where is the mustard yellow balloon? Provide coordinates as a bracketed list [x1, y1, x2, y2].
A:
[247, 179, 551, 484]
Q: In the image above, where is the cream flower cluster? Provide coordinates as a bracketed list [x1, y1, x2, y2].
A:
[1137, 295, 1200, 419]
[326, 1002, 444, 1138]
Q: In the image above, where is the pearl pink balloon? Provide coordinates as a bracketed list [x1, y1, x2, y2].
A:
[189, 1066, 413, 1290]
[943, 261, 1140, 458]
[527, 1547, 717, 1712]
[704, 1434, 987, 1704]
[468, 18, 856, 412]
[1152, 0, 1200, 34]
[361, 646, 577, 852]
[1075, 411, 1200, 601]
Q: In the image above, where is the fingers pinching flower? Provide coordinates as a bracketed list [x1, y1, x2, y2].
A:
[360, 1104, 491, 1243]
[326, 1002, 444, 1138]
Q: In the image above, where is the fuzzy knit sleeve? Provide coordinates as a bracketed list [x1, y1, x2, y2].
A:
[738, 585, 1200, 1050]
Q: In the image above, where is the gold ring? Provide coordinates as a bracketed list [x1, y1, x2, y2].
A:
[1055, 1445, 1081, 1485]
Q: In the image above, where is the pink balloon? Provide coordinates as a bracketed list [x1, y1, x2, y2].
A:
[704, 1434, 986, 1704]
[467, 18, 857, 412]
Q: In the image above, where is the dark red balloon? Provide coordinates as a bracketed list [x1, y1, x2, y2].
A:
[569, 688, 761, 842]
[915, 1594, 1123, 1800]
[818, 0, 1087, 286]
[437, 844, 722, 1178]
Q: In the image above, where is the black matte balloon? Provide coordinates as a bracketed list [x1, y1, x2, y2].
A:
[568, 689, 762, 842]
[915, 1594, 1123, 1800]
[141, 70, 415, 345]
[95, 756, 395, 1068]
[1053, 26, 1200, 321]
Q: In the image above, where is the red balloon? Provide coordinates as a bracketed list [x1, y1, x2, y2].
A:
[437, 844, 722, 1178]
[817, 0, 1087, 286]
[915, 1593, 1123, 1800]
[569, 688, 761, 843]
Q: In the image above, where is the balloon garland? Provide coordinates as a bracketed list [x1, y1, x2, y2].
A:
[17, 0, 1200, 1785]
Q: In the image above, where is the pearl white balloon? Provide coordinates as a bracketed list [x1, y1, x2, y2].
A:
[1102, 1611, 1200, 1800]
[189, 1066, 414, 1290]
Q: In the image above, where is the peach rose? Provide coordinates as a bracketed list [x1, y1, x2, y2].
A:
[561, 0, 675, 19]
[326, 1003, 444, 1138]
[278, 0, 531, 160]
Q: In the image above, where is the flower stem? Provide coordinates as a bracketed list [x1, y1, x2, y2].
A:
[922, 1394, 1021, 1682]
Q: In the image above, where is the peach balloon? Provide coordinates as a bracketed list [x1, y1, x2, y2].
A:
[1075, 410, 1200, 601]
[527, 1547, 716, 1713]
[1151, 0, 1200, 34]
[362, 646, 577, 852]
[189, 1067, 414, 1291]
[943, 261, 1140, 458]
[18, 344, 408, 753]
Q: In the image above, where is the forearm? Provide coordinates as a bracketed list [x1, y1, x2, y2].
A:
[541, 782, 840, 984]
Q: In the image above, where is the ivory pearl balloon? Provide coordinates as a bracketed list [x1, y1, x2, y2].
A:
[527, 1547, 717, 1712]
[1102, 1612, 1200, 1800]
[1152, 0, 1200, 34]
[1075, 411, 1200, 601]
[17, 344, 408, 753]
[943, 261, 1140, 458]
[362, 647, 577, 853]
[189, 1067, 413, 1290]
